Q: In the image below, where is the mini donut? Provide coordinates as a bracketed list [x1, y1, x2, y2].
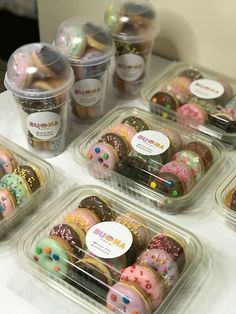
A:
[177, 102, 208, 128]
[128, 150, 162, 173]
[165, 76, 192, 104]
[137, 248, 179, 289]
[75, 256, 113, 286]
[120, 264, 166, 310]
[33, 235, 74, 279]
[78, 195, 115, 222]
[107, 281, 152, 314]
[115, 213, 150, 253]
[84, 22, 110, 52]
[226, 95, 236, 108]
[64, 208, 100, 234]
[0, 148, 17, 174]
[188, 96, 216, 114]
[160, 160, 195, 193]
[54, 25, 86, 58]
[148, 234, 185, 273]
[159, 127, 183, 153]
[179, 68, 203, 81]
[224, 188, 236, 211]
[98, 254, 128, 280]
[0, 188, 16, 218]
[184, 141, 213, 169]
[50, 223, 86, 258]
[216, 79, 233, 105]
[87, 142, 119, 170]
[150, 91, 179, 114]
[98, 133, 130, 160]
[148, 172, 185, 197]
[13, 164, 44, 193]
[121, 116, 149, 132]
[0, 173, 31, 205]
[8, 51, 33, 88]
[104, 3, 124, 34]
[111, 123, 137, 146]
[174, 150, 205, 181]
[220, 107, 236, 121]
[30, 51, 55, 79]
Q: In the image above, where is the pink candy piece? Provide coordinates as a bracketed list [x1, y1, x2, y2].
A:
[177, 103, 207, 128]
[121, 264, 166, 310]
[87, 142, 118, 170]
[137, 248, 179, 288]
[160, 160, 195, 192]
[111, 124, 137, 146]
[0, 188, 16, 218]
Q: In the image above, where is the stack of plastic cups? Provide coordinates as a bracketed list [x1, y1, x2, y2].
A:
[4, 43, 74, 158]
[104, 0, 159, 98]
[54, 17, 115, 120]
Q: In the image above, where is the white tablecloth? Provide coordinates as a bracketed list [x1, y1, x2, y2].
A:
[0, 55, 236, 314]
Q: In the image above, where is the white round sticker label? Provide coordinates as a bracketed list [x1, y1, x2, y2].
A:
[86, 221, 133, 259]
[27, 112, 61, 140]
[72, 79, 102, 107]
[116, 53, 144, 81]
[131, 130, 170, 156]
[190, 79, 224, 99]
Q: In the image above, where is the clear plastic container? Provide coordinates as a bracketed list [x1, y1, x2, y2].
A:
[71, 106, 227, 214]
[104, 0, 160, 98]
[4, 43, 74, 158]
[141, 61, 236, 146]
[54, 16, 115, 120]
[0, 134, 54, 239]
[16, 184, 205, 314]
[214, 167, 236, 228]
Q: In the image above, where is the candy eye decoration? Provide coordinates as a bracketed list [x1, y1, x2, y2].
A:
[103, 153, 109, 160]
[53, 253, 60, 261]
[110, 294, 117, 302]
[160, 96, 166, 104]
[95, 147, 101, 153]
[149, 181, 157, 189]
[172, 190, 178, 197]
[167, 180, 174, 187]
[123, 296, 130, 304]
[36, 246, 42, 255]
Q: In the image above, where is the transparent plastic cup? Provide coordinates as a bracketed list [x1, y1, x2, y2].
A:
[104, 0, 160, 98]
[54, 17, 115, 120]
[4, 43, 74, 158]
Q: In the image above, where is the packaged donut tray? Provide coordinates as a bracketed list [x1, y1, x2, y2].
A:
[140, 61, 236, 145]
[214, 168, 236, 227]
[72, 106, 227, 213]
[0, 134, 54, 239]
[16, 184, 205, 314]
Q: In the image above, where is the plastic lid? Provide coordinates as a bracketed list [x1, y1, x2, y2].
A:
[54, 16, 115, 65]
[4, 43, 74, 99]
[104, 0, 159, 42]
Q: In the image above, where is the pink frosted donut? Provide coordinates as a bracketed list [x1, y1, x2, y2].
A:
[120, 264, 166, 310]
[87, 142, 119, 170]
[107, 281, 151, 314]
[137, 248, 179, 289]
[0, 148, 17, 174]
[111, 124, 137, 146]
[166, 76, 192, 104]
[160, 160, 195, 192]
[177, 103, 208, 128]
[9, 52, 31, 87]
[220, 107, 236, 120]
[0, 188, 16, 218]
[63, 208, 100, 234]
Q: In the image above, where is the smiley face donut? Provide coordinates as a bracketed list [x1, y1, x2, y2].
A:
[33, 235, 74, 279]
[107, 281, 152, 314]
[87, 142, 119, 170]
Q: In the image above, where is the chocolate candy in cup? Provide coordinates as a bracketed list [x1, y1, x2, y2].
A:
[4, 43, 74, 158]
[104, 0, 159, 98]
[54, 16, 115, 120]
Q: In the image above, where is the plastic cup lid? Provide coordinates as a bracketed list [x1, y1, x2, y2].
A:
[104, 0, 160, 42]
[53, 16, 115, 65]
[4, 43, 74, 99]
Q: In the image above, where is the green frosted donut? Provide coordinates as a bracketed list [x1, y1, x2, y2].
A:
[104, 3, 123, 33]
[174, 150, 205, 181]
[0, 173, 31, 204]
[33, 236, 70, 279]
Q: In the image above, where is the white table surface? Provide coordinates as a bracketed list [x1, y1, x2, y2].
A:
[0, 55, 236, 314]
